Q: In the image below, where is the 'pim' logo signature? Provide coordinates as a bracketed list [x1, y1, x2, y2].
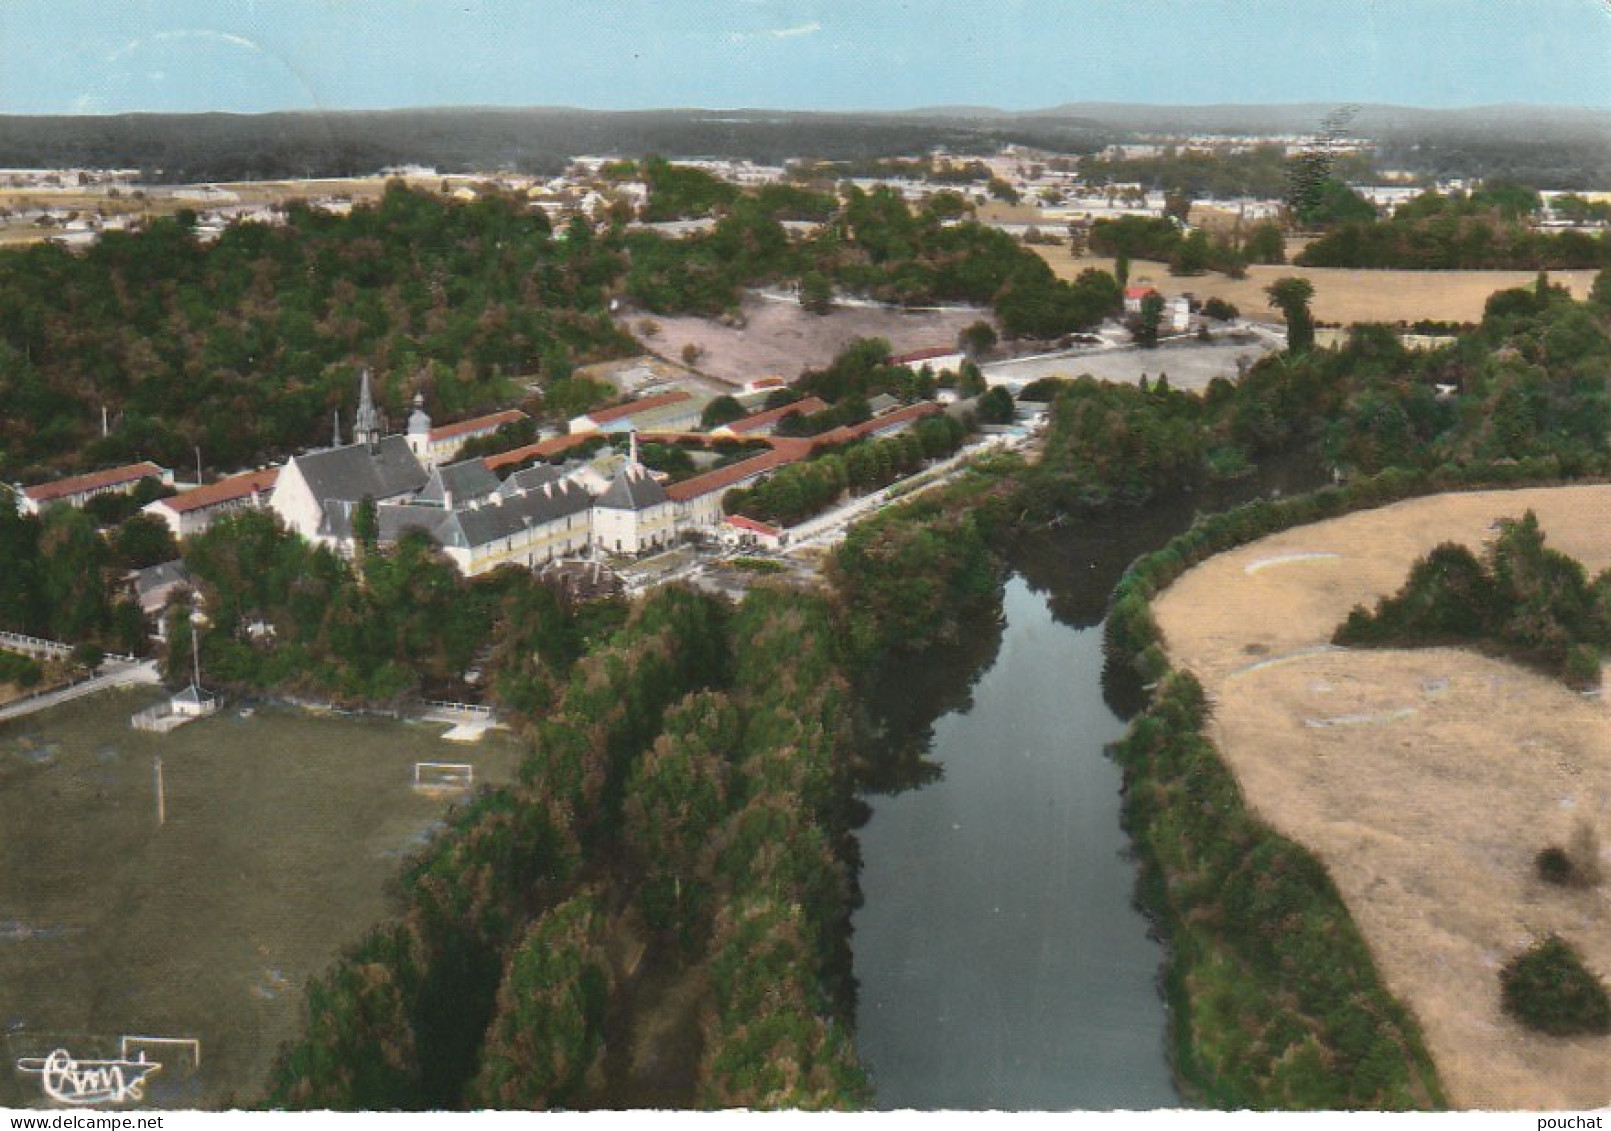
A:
[15, 1048, 162, 1106]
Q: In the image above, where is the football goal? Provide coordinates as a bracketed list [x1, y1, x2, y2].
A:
[413, 762, 474, 793]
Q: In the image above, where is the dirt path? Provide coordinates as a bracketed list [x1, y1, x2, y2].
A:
[1152, 485, 1611, 1110]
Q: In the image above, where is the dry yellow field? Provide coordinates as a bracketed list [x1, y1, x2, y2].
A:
[1035, 246, 1601, 326]
[1153, 486, 1611, 1110]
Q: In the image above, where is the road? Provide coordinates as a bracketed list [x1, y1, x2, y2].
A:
[0, 659, 162, 723]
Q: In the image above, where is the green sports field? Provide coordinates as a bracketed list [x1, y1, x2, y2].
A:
[0, 688, 519, 1109]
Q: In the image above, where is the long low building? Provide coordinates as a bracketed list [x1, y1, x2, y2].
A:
[569, 391, 703, 434]
[17, 461, 172, 516]
[143, 467, 280, 538]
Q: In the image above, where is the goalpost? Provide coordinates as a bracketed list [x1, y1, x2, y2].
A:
[413, 762, 474, 793]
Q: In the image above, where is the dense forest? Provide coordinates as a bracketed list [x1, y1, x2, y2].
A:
[0, 178, 1120, 484]
[0, 186, 631, 479]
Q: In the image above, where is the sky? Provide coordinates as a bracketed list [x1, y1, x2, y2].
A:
[1, 0, 1608, 117]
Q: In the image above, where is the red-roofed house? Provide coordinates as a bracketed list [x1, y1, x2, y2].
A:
[143, 467, 280, 538]
[742, 376, 787, 395]
[1123, 285, 1160, 315]
[710, 396, 828, 439]
[17, 461, 172, 516]
[722, 514, 787, 551]
[890, 346, 966, 373]
[570, 391, 699, 435]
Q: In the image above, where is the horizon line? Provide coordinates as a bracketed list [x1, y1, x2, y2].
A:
[3, 99, 1609, 121]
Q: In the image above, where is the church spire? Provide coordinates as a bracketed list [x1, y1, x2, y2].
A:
[354, 368, 382, 451]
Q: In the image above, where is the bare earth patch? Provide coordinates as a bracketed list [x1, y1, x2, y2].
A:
[629, 293, 991, 387]
[1152, 485, 1611, 1110]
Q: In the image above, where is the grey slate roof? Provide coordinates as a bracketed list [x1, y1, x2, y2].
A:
[319, 500, 447, 544]
[131, 559, 192, 601]
[293, 436, 428, 510]
[417, 459, 500, 508]
[434, 478, 593, 551]
[498, 464, 563, 498]
[595, 465, 668, 511]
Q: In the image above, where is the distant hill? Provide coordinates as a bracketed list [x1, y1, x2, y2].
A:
[0, 107, 1106, 183]
[0, 102, 1604, 187]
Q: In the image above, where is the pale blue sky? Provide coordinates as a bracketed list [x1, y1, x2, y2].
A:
[1, 1, 1607, 116]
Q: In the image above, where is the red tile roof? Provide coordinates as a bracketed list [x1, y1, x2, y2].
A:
[23, 461, 165, 504]
[157, 468, 279, 514]
[724, 515, 784, 538]
[481, 432, 595, 471]
[722, 396, 828, 435]
[429, 409, 528, 443]
[835, 401, 943, 442]
[663, 403, 942, 503]
[890, 346, 960, 366]
[665, 448, 793, 503]
[584, 390, 693, 426]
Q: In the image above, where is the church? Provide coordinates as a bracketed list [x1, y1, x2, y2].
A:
[269, 372, 695, 576]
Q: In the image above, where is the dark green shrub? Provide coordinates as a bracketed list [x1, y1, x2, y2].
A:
[0, 650, 42, 688]
[1499, 935, 1611, 1036]
[1564, 644, 1602, 690]
[1535, 846, 1574, 886]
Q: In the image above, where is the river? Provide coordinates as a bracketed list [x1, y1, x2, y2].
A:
[853, 459, 1325, 1110]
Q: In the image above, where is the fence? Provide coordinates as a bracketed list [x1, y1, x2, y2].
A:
[0, 630, 72, 661]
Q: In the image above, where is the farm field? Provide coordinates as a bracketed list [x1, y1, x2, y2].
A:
[1034, 246, 1602, 326]
[0, 689, 520, 1108]
[1152, 485, 1611, 1110]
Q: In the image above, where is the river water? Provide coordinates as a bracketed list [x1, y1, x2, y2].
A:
[853, 460, 1326, 1111]
[855, 575, 1175, 1110]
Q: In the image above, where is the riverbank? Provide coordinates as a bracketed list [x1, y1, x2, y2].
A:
[1151, 485, 1611, 1109]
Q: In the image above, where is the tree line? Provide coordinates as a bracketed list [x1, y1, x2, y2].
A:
[266, 583, 868, 1109]
[1297, 188, 1611, 270]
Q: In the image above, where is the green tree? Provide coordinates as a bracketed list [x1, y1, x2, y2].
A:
[1169, 229, 1211, 276]
[1132, 292, 1165, 348]
[701, 395, 746, 429]
[113, 513, 178, 569]
[352, 495, 379, 556]
[1242, 220, 1287, 265]
[469, 893, 615, 1108]
[958, 320, 998, 359]
[976, 385, 1016, 425]
[798, 271, 833, 315]
[1266, 276, 1317, 354]
[1500, 935, 1610, 1036]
